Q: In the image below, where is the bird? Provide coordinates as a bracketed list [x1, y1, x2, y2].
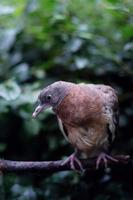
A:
[32, 81, 119, 171]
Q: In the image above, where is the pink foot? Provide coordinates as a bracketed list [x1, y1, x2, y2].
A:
[61, 153, 84, 172]
[96, 152, 118, 169]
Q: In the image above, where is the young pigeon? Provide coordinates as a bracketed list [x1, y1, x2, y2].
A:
[32, 81, 119, 171]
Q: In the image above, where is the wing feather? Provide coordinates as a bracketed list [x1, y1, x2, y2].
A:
[80, 83, 119, 145]
[57, 117, 69, 142]
[94, 84, 119, 144]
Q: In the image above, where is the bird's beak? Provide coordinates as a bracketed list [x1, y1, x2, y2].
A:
[32, 104, 49, 118]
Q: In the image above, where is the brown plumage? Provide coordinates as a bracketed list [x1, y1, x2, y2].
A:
[32, 81, 119, 170]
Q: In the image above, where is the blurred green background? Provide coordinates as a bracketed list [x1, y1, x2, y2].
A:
[0, 0, 133, 199]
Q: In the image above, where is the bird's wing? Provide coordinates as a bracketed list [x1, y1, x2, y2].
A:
[93, 84, 119, 144]
[81, 83, 119, 145]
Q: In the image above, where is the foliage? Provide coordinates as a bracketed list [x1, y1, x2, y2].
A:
[0, 0, 133, 199]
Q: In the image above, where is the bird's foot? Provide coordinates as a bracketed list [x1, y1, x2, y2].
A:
[96, 152, 118, 169]
[61, 153, 84, 173]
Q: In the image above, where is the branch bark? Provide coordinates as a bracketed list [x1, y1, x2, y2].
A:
[0, 155, 131, 174]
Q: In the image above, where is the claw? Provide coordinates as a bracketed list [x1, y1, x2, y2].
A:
[96, 152, 118, 169]
[61, 153, 84, 173]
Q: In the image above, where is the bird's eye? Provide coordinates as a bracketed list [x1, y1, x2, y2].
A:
[46, 94, 52, 101]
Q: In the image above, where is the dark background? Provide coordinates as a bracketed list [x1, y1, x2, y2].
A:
[0, 0, 133, 199]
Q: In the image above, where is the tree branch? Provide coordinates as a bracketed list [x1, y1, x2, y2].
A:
[0, 155, 131, 174]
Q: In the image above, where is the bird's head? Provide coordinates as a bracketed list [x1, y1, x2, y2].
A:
[32, 81, 73, 118]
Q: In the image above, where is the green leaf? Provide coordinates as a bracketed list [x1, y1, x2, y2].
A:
[0, 143, 6, 152]
[23, 119, 41, 136]
[0, 80, 21, 101]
